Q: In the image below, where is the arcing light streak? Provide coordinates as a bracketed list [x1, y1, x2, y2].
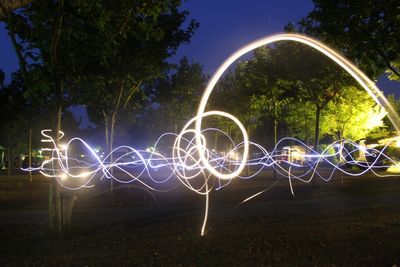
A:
[195, 33, 400, 183]
[25, 33, 400, 235]
[28, 128, 400, 235]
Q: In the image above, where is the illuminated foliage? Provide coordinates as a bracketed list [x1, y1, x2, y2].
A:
[324, 86, 387, 140]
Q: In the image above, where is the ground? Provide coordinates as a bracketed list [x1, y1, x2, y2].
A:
[0, 170, 399, 266]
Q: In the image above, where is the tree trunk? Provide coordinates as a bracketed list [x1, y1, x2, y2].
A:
[228, 125, 231, 172]
[28, 127, 32, 182]
[103, 110, 109, 155]
[49, 81, 63, 238]
[246, 125, 250, 176]
[304, 106, 309, 145]
[7, 133, 11, 177]
[109, 110, 117, 197]
[214, 132, 218, 150]
[314, 106, 321, 152]
[312, 106, 321, 185]
[103, 112, 113, 195]
[273, 102, 278, 179]
[107, 82, 125, 197]
[274, 118, 277, 146]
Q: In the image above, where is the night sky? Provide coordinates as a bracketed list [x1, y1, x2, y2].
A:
[1, 0, 399, 127]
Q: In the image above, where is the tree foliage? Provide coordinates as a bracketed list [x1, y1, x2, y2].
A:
[153, 57, 207, 134]
[324, 86, 387, 140]
[1, 0, 198, 235]
[211, 42, 387, 149]
[289, 0, 400, 80]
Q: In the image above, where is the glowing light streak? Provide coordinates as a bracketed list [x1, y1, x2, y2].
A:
[24, 33, 400, 235]
[195, 33, 400, 184]
[26, 130, 400, 235]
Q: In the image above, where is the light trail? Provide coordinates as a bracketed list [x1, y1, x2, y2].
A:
[24, 33, 400, 236]
[26, 128, 400, 235]
[195, 33, 400, 184]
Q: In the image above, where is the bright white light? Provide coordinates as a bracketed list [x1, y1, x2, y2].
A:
[60, 172, 68, 180]
[396, 139, 400, 148]
[23, 33, 400, 236]
[195, 33, 400, 185]
[59, 144, 68, 150]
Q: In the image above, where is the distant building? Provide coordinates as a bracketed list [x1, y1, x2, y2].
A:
[281, 145, 306, 165]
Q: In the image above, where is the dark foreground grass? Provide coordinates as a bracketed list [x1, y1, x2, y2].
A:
[1, 207, 400, 266]
[1, 173, 400, 266]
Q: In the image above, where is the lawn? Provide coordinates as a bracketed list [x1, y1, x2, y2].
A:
[0, 171, 399, 266]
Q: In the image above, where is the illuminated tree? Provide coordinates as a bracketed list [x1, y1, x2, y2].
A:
[284, 99, 316, 144]
[324, 86, 387, 140]
[268, 42, 353, 149]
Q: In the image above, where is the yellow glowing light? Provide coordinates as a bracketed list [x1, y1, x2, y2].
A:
[366, 108, 387, 129]
[387, 163, 400, 173]
[28, 34, 400, 237]
[78, 172, 90, 178]
[228, 150, 239, 161]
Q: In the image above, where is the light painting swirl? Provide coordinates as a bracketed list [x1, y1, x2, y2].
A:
[25, 33, 400, 236]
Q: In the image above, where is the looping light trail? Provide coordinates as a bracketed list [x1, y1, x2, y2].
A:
[28, 128, 399, 235]
[24, 33, 400, 236]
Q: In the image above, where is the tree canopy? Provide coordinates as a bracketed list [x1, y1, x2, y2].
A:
[210, 43, 388, 150]
[288, 0, 400, 80]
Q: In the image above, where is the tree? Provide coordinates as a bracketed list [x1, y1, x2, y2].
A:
[154, 57, 207, 134]
[208, 61, 256, 153]
[3, 0, 198, 235]
[0, 0, 32, 18]
[0, 71, 50, 179]
[0, 69, 4, 91]
[268, 42, 353, 150]
[283, 99, 317, 144]
[324, 86, 387, 140]
[289, 0, 400, 80]
[211, 43, 347, 150]
[245, 47, 289, 147]
[0, 75, 26, 177]
[79, 1, 198, 196]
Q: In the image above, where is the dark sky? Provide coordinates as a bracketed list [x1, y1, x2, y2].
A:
[1, 0, 399, 127]
[173, 0, 314, 74]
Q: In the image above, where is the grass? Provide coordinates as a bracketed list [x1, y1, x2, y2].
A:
[0, 171, 399, 266]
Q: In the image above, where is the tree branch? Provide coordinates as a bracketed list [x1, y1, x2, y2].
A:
[123, 80, 142, 109]
[5, 11, 28, 80]
[0, 0, 32, 19]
